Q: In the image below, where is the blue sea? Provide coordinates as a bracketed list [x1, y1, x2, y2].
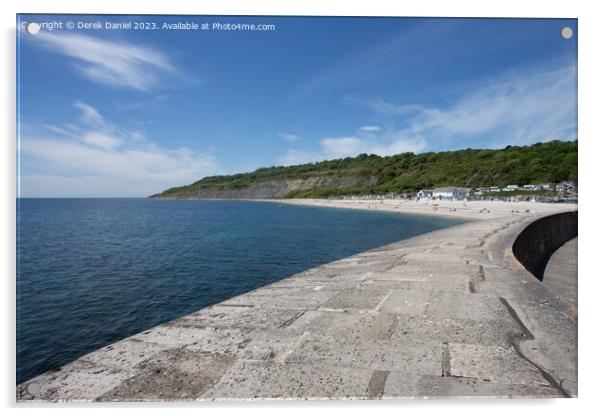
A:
[16, 198, 465, 384]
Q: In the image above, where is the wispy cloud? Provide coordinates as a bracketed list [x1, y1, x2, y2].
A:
[277, 132, 299, 142]
[74, 101, 108, 127]
[30, 32, 176, 91]
[343, 96, 433, 117]
[19, 102, 219, 197]
[81, 132, 121, 151]
[358, 125, 382, 133]
[294, 21, 458, 99]
[344, 63, 577, 149]
[115, 95, 169, 111]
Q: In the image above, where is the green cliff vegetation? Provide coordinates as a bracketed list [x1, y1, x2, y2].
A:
[153, 140, 577, 199]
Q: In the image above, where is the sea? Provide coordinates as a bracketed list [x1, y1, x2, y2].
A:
[16, 198, 465, 384]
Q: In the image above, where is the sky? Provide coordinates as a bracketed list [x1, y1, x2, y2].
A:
[17, 15, 577, 197]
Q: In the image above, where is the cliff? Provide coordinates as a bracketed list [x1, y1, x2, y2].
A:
[152, 176, 377, 199]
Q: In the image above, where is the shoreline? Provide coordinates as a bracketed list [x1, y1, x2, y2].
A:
[252, 198, 578, 221]
[150, 197, 578, 221]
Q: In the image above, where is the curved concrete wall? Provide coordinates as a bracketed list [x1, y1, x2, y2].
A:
[512, 210, 578, 281]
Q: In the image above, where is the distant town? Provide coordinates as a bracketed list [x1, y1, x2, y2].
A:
[332, 181, 578, 203]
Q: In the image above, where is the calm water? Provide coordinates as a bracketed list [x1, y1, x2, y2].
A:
[16, 198, 465, 383]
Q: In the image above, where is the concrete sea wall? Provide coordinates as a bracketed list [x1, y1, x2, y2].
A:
[512, 211, 578, 280]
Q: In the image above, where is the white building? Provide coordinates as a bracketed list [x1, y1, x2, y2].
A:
[417, 189, 433, 199]
[432, 187, 467, 200]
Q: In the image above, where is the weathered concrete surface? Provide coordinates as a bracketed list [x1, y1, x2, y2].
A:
[543, 238, 578, 309]
[16, 211, 578, 402]
[513, 211, 578, 280]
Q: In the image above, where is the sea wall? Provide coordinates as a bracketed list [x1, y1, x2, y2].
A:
[512, 210, 578, 281]
[17, 211, 578, 401]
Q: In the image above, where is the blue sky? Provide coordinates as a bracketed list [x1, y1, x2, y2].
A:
[17, 15, 577, 197]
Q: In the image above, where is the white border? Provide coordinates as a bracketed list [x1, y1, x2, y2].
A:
[2, 1, 600, 414]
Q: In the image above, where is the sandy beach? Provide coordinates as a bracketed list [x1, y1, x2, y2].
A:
[262, 198, 578, 220]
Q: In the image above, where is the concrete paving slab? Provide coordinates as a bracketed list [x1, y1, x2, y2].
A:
[17, 360, 128, 402]
[378, 263, 480, 281]
[99, 350, 235, 401]
[130, 325, 245, 348]
[360, 278, 470, 294]
[447, 343, 549, 386]
[76, 339, 166, 372]
[425, 292, 507, 321]
[176, 305, 304, 330]
[383, 373, 561, 399]
[285, 333, 442, 375]
[221, 288, 339, 310]
[266, 278, 363, 291]
[287, 310, 398, 340]
[404, 252, 466, 264]
[391, 315, 523, 347]
[200, 360, 373, 400]
[185, 327, 305, 362]
[377, 289, 431, 316]
[318, 287, 391, 312]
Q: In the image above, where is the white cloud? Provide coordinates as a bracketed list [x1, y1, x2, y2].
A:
[358, 125, 382, 132]
[277, 134, 426, 166]
[30, 32, 175, 91]
[20, 139, 216, 183]
[322, 135, 426, 159]
[277, 149, 324, 166]
[344, 96, 432, 117]
[82, 132, 121, 151]
[277, 132, 299, 142]
[423, 66, 576, 145]
[321, 137, 365, 158]
[74, 101, 108, 127]
[345, 64, 577, 148]
[41, 124, 76, 136]
[19, 102, 219, 197]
